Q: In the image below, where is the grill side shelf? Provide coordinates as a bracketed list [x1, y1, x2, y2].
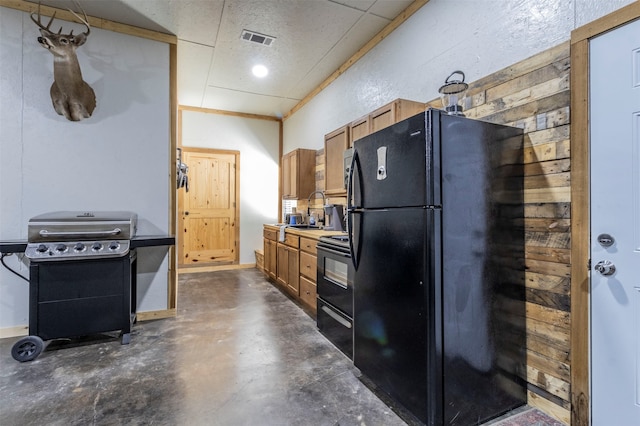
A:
[130, 235, 175, 249]
[0, 241, 27, 254]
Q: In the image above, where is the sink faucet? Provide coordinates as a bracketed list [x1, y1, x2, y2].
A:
[307, 190, 326, 223]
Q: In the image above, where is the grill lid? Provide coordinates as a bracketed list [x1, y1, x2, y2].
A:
[28, 211, 138, 242]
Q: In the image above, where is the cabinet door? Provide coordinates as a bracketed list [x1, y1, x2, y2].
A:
[350, 116, 370, 145]
[263, 238, 269, 276]
[286, 247, 299, 296]
[370, 99, 425, 134]
[324, 126, 350, 196]
[276, 243, 288, 286]
[282, 149, 316, 200]
[370, 104, 395, 133]
[282, 152, 294, 199]
[264, 239, 277, 280]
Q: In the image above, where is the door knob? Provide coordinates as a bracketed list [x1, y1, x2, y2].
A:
[594, 260, 616, 276]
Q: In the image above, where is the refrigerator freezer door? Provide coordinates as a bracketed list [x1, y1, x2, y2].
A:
[353, 207, 440, 425]
[352, 111, 440, 209]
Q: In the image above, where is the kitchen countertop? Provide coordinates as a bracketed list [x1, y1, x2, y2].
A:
[264, 224, 346, 240]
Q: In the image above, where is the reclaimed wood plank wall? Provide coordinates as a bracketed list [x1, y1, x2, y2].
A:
[425, 41, 572, 424]
[310, 41, 571, 423]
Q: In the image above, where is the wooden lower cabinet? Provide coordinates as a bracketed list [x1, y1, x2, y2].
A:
[276, 234, 300, 296]
[299, 276, 317, 310]
[263, 227, 319, 315]
[263, 229, 278, 280]
[298, 237, 318, 313]
[299, 250, 317, 282]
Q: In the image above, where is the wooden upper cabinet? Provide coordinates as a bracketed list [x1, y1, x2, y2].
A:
[349, 116, 370, 146]
[324, 125, 350, 196]
[369, 99, 425, 134]
[347, 99, 425, 148]
[282, 148, 316, 200]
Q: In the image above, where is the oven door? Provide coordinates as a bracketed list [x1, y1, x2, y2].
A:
[317, 298, 353, 359]
[316, 245, 353, 317]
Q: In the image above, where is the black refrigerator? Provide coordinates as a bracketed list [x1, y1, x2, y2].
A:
[347, 109, 526, 425]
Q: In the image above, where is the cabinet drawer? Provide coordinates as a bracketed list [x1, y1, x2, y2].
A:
[299, 276, 317, 311]
[299, 251, 317, 281]
[299, 237, 317, 254]
[263, 228, 278, 241]
[283, 234, 299, 248]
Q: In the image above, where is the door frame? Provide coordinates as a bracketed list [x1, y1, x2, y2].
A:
[570, 3, 640, 425]
[177, 147, 241, 266]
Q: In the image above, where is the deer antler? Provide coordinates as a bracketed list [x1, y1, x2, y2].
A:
[30, 3, 57, 33]
[29, 1, 90, 37]
[67, 0, 91, 37]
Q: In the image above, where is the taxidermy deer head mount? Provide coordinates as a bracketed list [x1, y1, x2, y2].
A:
[31, 1, 96, 122]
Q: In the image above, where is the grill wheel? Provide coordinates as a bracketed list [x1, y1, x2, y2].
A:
[11, 336, 44, 362]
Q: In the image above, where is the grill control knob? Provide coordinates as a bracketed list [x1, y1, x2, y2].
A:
[108, 241, 120, 251]
[74, 243, 85, 252]
[55, 244, 67, 253]
[37, 244, 48, 253]
[92, 242, 103, 251]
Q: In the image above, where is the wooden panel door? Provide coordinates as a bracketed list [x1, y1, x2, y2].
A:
[179, 149, 239, 265]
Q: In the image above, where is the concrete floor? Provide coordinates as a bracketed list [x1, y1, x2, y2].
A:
[0, 269, 561, 425]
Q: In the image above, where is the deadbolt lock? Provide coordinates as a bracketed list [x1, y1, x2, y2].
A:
[594, 260, 616, 276]
[597, 233, 615, 247]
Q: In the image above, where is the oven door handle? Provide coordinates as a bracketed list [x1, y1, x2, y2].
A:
[321, 305, 352, 329]
[39, 228, 122, 238]
[317, 245, 350, 258]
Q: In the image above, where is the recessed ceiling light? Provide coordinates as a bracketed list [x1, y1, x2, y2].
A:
[252, 65, 269, 78]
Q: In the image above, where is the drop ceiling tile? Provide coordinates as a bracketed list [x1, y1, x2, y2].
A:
[329, 0, 376, 12]
[368, 0, 414, 19]
[121, 0, 225, 46]
[286, 12, 390, 99]
[178, 40, 214, 107]
[205, 0, 364, 95]
[202, 86, 298, 117]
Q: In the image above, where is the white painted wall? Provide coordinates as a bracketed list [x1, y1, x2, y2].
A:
[283, 0, 635, 152]
[0, 8, 171, 330]
[180, 110, 280, 264]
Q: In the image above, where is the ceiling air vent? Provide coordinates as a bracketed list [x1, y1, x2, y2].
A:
[241, 30, 275, 47]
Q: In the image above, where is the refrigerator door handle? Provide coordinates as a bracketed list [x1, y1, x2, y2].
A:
[347, 148, 358, 212]
[347, 149, 360, 269]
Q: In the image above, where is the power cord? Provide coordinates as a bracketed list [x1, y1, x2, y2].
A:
[0, 253, 29, 282]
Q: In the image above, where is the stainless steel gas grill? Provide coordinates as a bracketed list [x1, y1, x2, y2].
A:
[12, 211, 139, 362]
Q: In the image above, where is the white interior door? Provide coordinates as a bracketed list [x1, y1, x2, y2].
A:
[590, 18, 640, 425]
